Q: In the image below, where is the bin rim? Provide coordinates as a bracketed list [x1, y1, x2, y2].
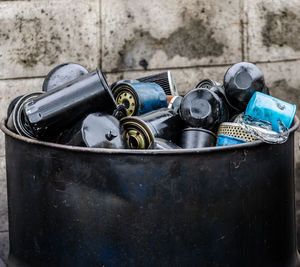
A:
[1, 116, 299, 155]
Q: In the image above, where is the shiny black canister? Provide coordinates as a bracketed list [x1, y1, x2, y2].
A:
[180, 128, 216, 149]
[224, 62, 269, 111]
[179, 88, 224, 131]
[120, 108, 184, 149]
[24, 69, 116, 140]
[42, 62, 88, 92]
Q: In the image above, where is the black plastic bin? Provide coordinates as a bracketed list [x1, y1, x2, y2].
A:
[1, 117, 300, 267]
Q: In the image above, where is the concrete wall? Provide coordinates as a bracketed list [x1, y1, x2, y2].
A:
[0, 0, 300, 262]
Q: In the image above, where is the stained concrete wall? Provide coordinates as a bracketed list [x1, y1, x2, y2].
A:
[0, 0, 299, 262]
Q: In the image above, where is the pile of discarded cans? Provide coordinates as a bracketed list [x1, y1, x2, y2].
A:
[6, 62, 297, 149]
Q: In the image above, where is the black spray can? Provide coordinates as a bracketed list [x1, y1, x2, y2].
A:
[154, 138, 181, 150]
[180, 128, 216, 149]
[58, 113, 124, 149]
[136, 71, 178, 96]
[179, 88, 225, 131]
[224, 62, 269, 111]
[120, 108, 184, 149]
[112, 82, 167, 117]
[42, 62, 88, 92]
[24, 69, 116, 140]
[7, 92, 43, 138]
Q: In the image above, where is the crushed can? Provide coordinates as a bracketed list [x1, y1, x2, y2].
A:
[245, 92, 296, 133]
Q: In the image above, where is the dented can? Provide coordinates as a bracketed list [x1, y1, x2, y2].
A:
[58, 113, 124, 149]
[224, 62, 269, 111]
[120, 108, 183, 149]
[42, 62, 88, 92]
[112, 82, 167, 117]
[245, 92, 296, 132]
[180, 128, 216, 149]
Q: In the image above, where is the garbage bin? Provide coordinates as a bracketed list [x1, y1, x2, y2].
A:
[1, 117, 300, 267]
